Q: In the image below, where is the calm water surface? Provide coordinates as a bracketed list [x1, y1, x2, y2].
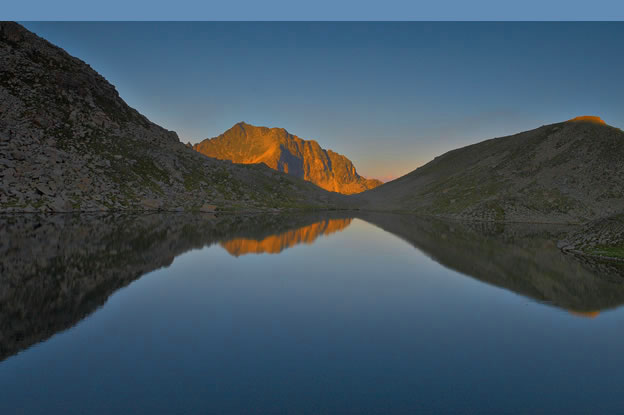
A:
[1, 212, 624, 414]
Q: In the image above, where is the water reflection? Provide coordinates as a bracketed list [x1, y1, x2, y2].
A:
[1, 211, 624, 363]
[568, 310, 601, 319]
[0, 212, 351, 362]
[221, 218, 352, 256]
[356, 212, 624, 313]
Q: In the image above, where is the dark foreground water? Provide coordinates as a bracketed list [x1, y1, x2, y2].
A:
[2, 212, 624, 414]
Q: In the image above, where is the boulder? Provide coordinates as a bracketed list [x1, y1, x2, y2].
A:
[141, 198, 161, 210]
[35, 183, 55, 196]
[199, 204, 217, 212]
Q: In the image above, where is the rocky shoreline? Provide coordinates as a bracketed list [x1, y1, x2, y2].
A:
[558, 213, 624, 262]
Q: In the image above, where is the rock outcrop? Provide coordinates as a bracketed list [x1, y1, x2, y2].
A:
[0, 22, 348, 212]
[193, 122, 382, 195]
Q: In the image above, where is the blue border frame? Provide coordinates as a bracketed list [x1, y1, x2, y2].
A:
[5, 0, 624, 21]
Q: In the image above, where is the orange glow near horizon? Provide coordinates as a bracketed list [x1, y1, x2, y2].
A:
[568, 310, 601, 319]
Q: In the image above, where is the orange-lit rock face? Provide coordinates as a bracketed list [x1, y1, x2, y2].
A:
[568, 116, 606, 125]
[568, 310, 600, 319]
[193, 122, 382, 195]
[221, 218, 353, 257]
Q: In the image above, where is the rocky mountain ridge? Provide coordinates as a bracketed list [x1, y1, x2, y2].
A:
[0, 22, 349, 213]
[193, 122, 382, 195]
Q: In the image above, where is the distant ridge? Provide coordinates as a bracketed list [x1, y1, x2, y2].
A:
[193, 122, 382, 195]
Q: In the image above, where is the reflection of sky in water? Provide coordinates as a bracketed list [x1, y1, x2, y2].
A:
[2, 218, 624, 414]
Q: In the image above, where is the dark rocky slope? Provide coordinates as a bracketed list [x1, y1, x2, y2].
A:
[194, 122, 382, 195]
[357, 117, 624, 224]
[0, 22, 349, 212]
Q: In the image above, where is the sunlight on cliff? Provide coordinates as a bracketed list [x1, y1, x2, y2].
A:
[221, 218, 353, 257]
[193, 122, 382, 195]
[568, 116, 606, 125]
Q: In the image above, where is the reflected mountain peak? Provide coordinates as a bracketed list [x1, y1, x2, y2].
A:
[220, 218, 352, 257]
[568, 310, 601, 319]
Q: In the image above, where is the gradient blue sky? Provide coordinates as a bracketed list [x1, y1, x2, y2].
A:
[21, 22, 624, 180]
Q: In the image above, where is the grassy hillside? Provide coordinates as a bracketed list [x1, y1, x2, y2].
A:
[357, 118, 624, 223]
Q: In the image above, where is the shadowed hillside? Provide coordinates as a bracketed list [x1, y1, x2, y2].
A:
[193, 122, 382, 195]
[0, 22, 349, 213]
[357, 118, 624, 223]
